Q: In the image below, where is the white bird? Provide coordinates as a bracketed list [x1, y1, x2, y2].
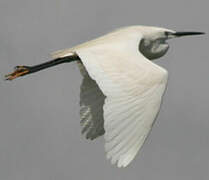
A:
[5, 26, 204, 167]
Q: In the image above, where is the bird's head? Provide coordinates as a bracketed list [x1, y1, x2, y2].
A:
[137, 26, 205, 60]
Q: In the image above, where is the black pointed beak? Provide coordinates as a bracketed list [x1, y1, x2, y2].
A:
[173, 31, 205, 37]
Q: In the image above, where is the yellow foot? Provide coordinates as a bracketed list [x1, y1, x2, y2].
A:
[5, 66, 30, 80]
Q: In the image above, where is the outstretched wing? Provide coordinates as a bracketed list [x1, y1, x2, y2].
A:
[77, 62, 105, 140]
[51, 29, 168, 167]
[75, 46, 168, 167]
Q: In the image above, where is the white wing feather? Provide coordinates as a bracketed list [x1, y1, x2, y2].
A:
[77, 62, 105, 140]
[52, 27, 168, 167]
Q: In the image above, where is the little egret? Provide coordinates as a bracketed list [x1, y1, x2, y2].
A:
[5, 26, 204, 167]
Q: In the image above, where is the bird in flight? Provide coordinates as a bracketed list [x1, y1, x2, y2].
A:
[5, 26, 204, 167]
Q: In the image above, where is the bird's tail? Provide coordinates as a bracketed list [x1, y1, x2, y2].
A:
[5, 55, 79, 81]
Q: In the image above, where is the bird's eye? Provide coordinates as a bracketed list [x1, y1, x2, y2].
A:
[164, 31, 173, 36]
[164, 31, 169, 36]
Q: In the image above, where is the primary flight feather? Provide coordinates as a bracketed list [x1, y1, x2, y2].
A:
[5, 26, 204, 167]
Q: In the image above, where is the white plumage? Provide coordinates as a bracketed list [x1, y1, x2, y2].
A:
[52, 26, 169, 167]
[6, 25, 204, 167]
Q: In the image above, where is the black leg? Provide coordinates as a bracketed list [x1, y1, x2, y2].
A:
[5, 55, 80, 80]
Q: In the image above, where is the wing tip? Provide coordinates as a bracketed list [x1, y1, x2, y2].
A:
[106, 151, 134, 168]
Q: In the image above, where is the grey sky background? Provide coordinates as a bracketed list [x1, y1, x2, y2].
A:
[0, 0, 208, 179]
